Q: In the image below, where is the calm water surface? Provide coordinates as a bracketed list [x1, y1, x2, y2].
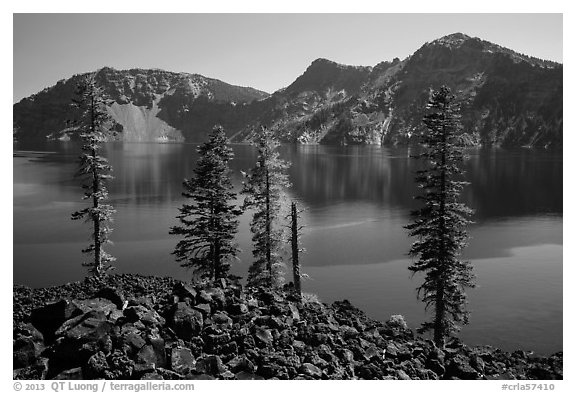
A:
[13, 141, 562, 354]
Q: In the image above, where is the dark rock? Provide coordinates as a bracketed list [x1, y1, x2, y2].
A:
[338, 348, 355, 364]
[171, 347, 195, 375]
[364, 345, 379, 361]
[12, 274, 565, 381]
[428, 347, 446, 363]
[228, 303, 249, 315]
[254, 327, 273, 347]
[85, 351, 109, 379]
[141, 372, 164, 380]
[396, 369, 411, 380]
[259, 289, 283, 305]
[339, 325, 359, 338]
[15, 323, 44, 343]
[13, 357, 49, 380]
[227, 355, 256, 373]
[246, 297, 259, 308]
[133, 362, 156, 376]
[355, 363, 384, 379]
[205, 332, 232, 352]
[156, 368, 185, 380]
[13, 337, 43, 368]
[197, 290, 212, 304]
[299, 362, 322, 378]
[104, 350, 135, 379]
[30, 299, 84, 341]
[57, 311, 113, 342]
[170, 303, 203, 341]
[187, 374, 215, 380]
[288, 303, 300, 320]
[73, 298, 118, 316]
[54, 367, 83, 380]
[195, 355, 226, 375]
[317, 344, 338, 363]
[446, 354, 480, 379]
[254, 315, 271, 326]
[217, 341, 238, 358]
[258, 363, 288, 379]
[306, 353, 329, 368]
[212, 312, 233, 329]
[193, 303, 211, 317]
[269, 316, 286, 330]
[310, 333, 329, 346]
[122, 331, 146, 353]
[292, 340, 306, 351]
[470, 354, 486, 374]
[385, 342, 398, 357]
[235, 371, 264, 380]
[124, 305, 164, 326]
[172, 282, 197, 302]
[277, 329, 295, 347]
[136, 339, 167, 369]
[220, 370, 235, 379]
[95, 287, 126, 309]
[207, 288, 226, 309]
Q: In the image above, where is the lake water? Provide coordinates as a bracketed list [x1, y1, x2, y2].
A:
[13, 141, 562, 355]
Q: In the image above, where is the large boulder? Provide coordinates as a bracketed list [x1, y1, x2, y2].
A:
[195, 355, 226, 376]
[169, 303, 203, 341]
[124, 305, 164, 327]
[171, 347, 196, 375]
[299, 362, 322, 378]
[30, 299, 84, 341]
[172, 283, 197, 303]
[13, 337, 44, 368]
[94, 287, 126, 309]
[136, 339, 167, 369]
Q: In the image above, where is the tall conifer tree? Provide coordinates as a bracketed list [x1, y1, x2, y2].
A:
[71, 73, 116, 276]
[289, 201, 305, 299]
[170, 125, 241, 282]
[242, 126, 291, 287]
[405, 86, 476, 347]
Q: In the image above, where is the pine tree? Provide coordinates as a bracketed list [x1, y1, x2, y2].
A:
[289, 201, 305, 299]
[405, 86, 476, 347]
[242, 126, 291, 288]
[170, 125, 241, 282]
[71, 73, 116, 276]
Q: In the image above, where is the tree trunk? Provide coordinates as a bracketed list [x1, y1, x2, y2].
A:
[291, 202, 301, 299]
[434, 281, 445, 347]
[434, 109, 448, 347]
[265, 168, 272, 286]
[90, 94, 101, 275]
[214, 239, 221, 280]
[92, 157, 101, 275]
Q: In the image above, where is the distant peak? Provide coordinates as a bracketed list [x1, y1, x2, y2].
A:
[308, 58, 341, 68]
[308, 58, 371, 72]
[441, 32, 471, 40]
[431, 32, 473, 47]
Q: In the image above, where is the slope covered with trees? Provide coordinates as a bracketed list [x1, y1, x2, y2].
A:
[13, 33, 562, 148]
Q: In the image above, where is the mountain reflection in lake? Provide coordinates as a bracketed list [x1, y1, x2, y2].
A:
[13, 141, 562, 354]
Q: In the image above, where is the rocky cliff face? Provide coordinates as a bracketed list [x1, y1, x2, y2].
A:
[13, 68, 269, 142]
[13, 33, 562, 147]
[256, 33, 562, 148]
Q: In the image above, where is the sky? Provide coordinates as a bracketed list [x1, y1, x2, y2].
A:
[13, 13, 563, 103]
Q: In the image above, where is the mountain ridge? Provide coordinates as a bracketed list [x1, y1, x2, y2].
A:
[13, 33, 562, 147]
